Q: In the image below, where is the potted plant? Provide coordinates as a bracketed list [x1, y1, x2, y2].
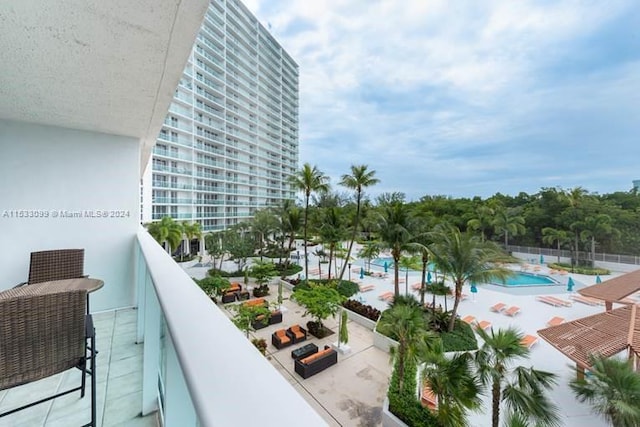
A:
[333, 308, 351, 354]
[249, 260, 277, 298]
[251, 338, 267, 355]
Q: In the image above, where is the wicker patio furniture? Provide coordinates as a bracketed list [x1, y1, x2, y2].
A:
[0, 283, 97, 426]
[16, 249, 86, 287]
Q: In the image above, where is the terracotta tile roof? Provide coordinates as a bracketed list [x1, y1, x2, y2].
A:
[578, 269, 640, 302]
[538, 304, 640, 368]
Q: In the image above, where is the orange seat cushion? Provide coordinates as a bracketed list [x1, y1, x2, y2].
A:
[300, 348, 332, 365]
[275, 329, 286, 337]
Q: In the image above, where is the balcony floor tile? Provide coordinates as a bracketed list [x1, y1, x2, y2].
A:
[0, 308, 156, 427]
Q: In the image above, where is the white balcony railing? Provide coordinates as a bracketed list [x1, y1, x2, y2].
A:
[134, 228, 326, 426]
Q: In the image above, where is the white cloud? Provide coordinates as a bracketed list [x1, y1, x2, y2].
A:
[245, 0, 640, 199]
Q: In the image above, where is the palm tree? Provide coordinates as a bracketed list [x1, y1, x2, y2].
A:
[570, 354, 640, 426]
[430, 223, 511, 331]
[376, 202, 420, 298]
[316, 207, 347, 279]
[492, 207, 525, 247]
[377, 298, 428, 394]
[420, 339, 482, 427]
[289, 163, 330, 283]
[467, 205, 495, 242]
[579, 214, 618, 267]
[338, 165, 379, 281]
[278, 202, 302, 270]
[541, 227, 571, 263]
[250, 209, 278, 260]
[475, 327, 561, 427]
[398, 255, 420, 296]
[146, 216, 182, 255]
[181, 221, 202, 260]
[358, 242, 380, 274]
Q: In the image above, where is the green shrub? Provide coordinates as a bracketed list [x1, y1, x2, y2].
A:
[207, 268, 244, 278]
[387, 359, 439, 426]
[378, 310, 478, 352]
[441, 321, 478, 352]
[274, 262, 303, 277]
[548, 262, 610, 275]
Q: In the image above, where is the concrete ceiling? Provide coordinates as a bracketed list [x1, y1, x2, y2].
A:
[0, 0, 208, 170]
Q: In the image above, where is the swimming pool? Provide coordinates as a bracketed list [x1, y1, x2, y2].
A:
[494, 272, 558, 287]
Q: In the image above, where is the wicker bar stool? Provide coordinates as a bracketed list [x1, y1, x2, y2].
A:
[0, 286, 97, 426]
[15, 248, 86, 287]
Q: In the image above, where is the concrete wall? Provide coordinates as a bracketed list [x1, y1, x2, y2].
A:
[0, 119, 140, 311]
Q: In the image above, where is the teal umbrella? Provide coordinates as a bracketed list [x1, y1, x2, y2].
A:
[383, 261, 388, 273]
[470, 283, 478, 302]
[567, 277, 575, 292]
[596, 275, 602, 284]
[427, 271, 432, 284]
[540, 254, 544, 264]
[360, 267, 364, 280]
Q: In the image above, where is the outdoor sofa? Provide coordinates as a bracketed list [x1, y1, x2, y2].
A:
[294, 345, 337, 379]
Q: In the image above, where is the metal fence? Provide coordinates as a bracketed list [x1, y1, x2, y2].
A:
[505, 245, 640, 266]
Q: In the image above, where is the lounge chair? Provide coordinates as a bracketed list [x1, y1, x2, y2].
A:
[546, 316, 565, 327]
[490, 302, 507, 312]
[570, 295, 603, 306]
[520, 334, 538, 349]
[536, 296, 568, 307]
[359, 284, 374, 292]
[378, 291, 393, 301]
[461, 315, 476, 324]
[476, 320, 492, 331]
[421, 382, 438, 411]
[411, 283, 422, 291]
[545, 296, 572, 307]
[504, 306, 521, 316]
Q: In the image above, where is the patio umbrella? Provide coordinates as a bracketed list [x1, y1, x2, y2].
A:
[470, 283, 478, 302]
[427, 271, 432, 284]
[567, 277, 575, 292]
[596, 275, 602, 284]
[359, 267, 364, 280]
[540, 254, 544, 264]
[383, 261, 388, 273]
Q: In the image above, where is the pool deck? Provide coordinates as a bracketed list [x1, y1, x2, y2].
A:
[184, 247, 631, 427]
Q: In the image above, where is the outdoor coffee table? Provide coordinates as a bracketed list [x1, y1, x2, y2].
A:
[291, 342, 318, 360]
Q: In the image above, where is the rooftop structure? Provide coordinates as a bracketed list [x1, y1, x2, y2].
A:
[142, 0, 299, 232]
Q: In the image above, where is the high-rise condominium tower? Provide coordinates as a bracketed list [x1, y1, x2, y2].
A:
[142, 0, 299, 232]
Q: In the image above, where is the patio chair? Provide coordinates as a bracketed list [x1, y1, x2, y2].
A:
[461, 315, 476, 324]
[0, 287, 96, 426]
[16, 249, 86, 287]
[490, 302, 507, 312]
[520, 334, 538, 349]
[476, 320, 492, 331]
[546, 316, 565, 327]
[504, 306, 521, 316]
[536, 296, 564, 307]
[570, 295, 603, 306]
[421, 381, 438, 411]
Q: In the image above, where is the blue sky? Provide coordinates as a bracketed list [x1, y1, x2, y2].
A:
[245, 1, 640, 200]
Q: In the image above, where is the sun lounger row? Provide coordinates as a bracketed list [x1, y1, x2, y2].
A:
[461, 315, 492, 332]
[570, 295, 603, 306]
[536, 295, 572, 307]
[490, 303, 520, 316]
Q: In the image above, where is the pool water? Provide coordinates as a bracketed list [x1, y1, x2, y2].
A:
[496, 272, 557, 287]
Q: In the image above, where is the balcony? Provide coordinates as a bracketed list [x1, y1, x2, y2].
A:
[0, 230, 326, 426]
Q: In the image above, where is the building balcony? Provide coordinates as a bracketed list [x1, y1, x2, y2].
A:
[0, 230, 325, 426]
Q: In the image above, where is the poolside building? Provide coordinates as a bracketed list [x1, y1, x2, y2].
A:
[141, 0, 300, 233]
[0, 1, 323, 425]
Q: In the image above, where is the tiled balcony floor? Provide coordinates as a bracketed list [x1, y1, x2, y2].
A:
[0, 308, 157, 427]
